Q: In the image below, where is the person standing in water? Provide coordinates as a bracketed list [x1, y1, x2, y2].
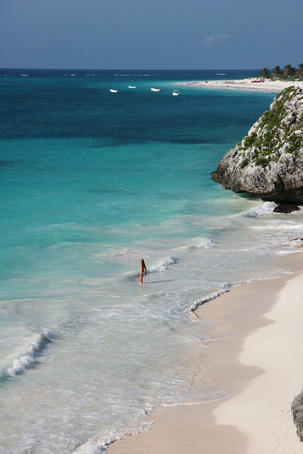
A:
[139, 259, 147, 283]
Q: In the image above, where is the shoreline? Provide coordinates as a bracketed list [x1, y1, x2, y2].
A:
[178, 78, 303, 93]
[108, 252, 303, 453]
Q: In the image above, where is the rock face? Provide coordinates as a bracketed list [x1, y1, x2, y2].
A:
[292, 388, 303, 442]
[212, 87, 303, 203]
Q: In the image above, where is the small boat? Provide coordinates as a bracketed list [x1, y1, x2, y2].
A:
[150, 87, 161, 92]
[215, 73, 226, 76]
[109, 89, 118, 93]
[172, 90, 180, 96]
[128, 85, 137, 89]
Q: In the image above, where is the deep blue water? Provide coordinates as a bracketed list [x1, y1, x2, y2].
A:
[0, 69, 265, 140]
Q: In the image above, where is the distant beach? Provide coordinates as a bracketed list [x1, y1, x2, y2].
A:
[179, 78, 303, 93]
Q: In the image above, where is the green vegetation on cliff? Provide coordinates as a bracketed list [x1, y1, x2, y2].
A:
[238, 86, 303, 168]
[211, 86, 303, 203]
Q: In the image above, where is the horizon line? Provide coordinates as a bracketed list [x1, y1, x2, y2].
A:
[0, 67, 261, 71]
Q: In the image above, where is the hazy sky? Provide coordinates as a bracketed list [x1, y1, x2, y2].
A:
[1, 0, 302, 69]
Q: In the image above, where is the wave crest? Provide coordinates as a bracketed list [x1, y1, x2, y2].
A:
[183, 237, 217, 250]
[148, 256, 179, 273]
[2, 331, 53, 379]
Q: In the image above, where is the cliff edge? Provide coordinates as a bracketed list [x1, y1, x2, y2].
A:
[212, 86, 303, 203]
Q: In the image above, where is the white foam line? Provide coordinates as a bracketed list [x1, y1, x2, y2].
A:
[187, 272, 295, 318]
[186, 283, 235, 315]
[72, 439, 108, 454]
[72, 423, 153, 454]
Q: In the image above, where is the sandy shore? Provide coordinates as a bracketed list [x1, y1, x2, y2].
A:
[109, 253, 303, 454]
[179, 78, 303, 93]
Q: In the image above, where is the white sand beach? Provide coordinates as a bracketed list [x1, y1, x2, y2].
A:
[109, 253, 303, 454]
[179, 78, 303, 93]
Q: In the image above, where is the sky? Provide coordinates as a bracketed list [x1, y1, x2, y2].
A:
[0, 0, 302, 70]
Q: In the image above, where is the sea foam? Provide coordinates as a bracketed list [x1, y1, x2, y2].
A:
[126, 256, 179, 281]
[148, 256, 179, 273]
[178, 237, 218, 251]
[243, 201, 276, 218]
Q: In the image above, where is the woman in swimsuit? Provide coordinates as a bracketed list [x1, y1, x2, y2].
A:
[139, 258, 147, 283]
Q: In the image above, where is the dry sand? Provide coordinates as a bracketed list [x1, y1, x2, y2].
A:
[109, 253, 303, 454]
[179, 78, 303, 93]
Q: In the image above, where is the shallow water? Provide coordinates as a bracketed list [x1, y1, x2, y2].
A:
[0, 69, 302, 453]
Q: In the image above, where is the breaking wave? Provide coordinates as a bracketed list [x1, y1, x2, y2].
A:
[243, 201, 276, 218]
[148, 256, 179, 273]
[1, 331, 53, 379]
[177, 237, 217, 251]
[127, 256, 179, 281]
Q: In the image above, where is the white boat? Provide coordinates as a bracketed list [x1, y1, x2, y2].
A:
[109, 89, 118, 93]
[150, 87, 161, 92]
[172, 90, 180, 96]
[128, 85, 137, 89]
[215, 73, 226, 76]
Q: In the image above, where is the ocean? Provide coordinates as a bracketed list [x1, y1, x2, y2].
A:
[0, 69, 302, 453]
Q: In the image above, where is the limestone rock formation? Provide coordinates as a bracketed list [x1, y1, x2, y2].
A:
[292, 388, 303, 442]
[212, 87, 303, 203]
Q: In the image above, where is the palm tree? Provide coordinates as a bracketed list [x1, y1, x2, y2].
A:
[283, 64, 296, 79]
[272, 65, 283, 79]
[260, 68, 271, 80]
[296, 64, 303, 80]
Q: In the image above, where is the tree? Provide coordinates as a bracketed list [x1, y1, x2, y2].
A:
[283, 64, 296, 79]
[272, 65, 283, 79]
[296, 64, 303, 80]
[260, 67, 271, 80]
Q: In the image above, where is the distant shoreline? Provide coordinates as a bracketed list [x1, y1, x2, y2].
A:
[178, 78, 303, 93]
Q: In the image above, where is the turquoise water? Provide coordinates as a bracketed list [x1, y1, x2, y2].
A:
[1, 70, 302, 453]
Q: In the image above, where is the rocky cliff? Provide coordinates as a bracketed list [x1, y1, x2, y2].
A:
[292, 388, 303, 442]
[212, 86, 303, 203]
